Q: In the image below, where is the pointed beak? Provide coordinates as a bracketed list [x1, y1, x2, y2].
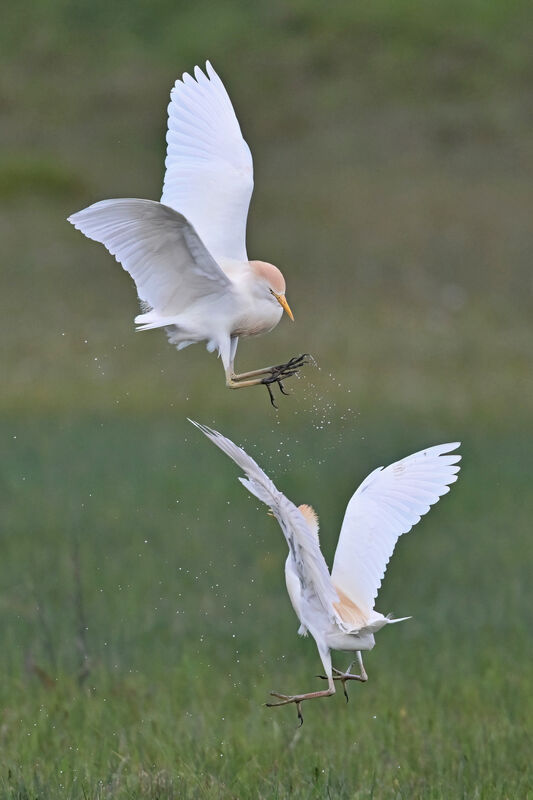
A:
[267, 509, 274, 517]
[275, 293, 294, 321]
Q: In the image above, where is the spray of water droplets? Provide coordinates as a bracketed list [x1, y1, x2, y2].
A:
[265, 355, 360, 475]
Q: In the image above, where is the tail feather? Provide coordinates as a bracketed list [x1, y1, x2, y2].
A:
[134, 310, 176, 330]
[386, 614, 412, 624]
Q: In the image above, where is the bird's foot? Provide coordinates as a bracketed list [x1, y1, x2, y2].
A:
[317, 667, 368, 703]
[265, 693, 305, 726]
[265, 684, 334, 726]
[261, 354, 310, 408]
[227, 354, 310, 407]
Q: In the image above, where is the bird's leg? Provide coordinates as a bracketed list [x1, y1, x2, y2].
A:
[230, 354, 309, 382]
[318, 652, 368, 703]
[227, 355, 309, 402]
[266, 647, 335, 726]
[225, 375, 271, 389]
[225, 355, 309, 407]
[356, 651, 368, 681]
[266, 678, 335, 727]
[225, 374, 283, 408]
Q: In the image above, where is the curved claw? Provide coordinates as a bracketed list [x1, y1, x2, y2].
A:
[321, 670, 366, 702]
[265, 694, 305, 726]
[265, 383, 278, 408]
[265, 683, 334, 727]
[259, 353, 311, 408]
[280, 353, 310, 370]
[270, 354, 310, 380]
[261, 369, 299, 386]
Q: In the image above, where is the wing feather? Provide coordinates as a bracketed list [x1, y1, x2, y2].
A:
[331, 443, 461, 615]
[161, 62, 253, 263]
[190, 421, 338, 619]
[68, 199, 232, 317]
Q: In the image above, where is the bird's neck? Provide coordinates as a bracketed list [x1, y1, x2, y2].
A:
[218, 257, 251, 283]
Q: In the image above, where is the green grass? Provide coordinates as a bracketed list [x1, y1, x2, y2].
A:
[1, 0, 533, 795]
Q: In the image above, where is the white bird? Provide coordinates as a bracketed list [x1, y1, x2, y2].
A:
[68, 62, 305, 405]
[191, 420, 461, 724]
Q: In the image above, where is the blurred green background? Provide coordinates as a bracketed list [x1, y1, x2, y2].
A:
[1, 0, 532, 797]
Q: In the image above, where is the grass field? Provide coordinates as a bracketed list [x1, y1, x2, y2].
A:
[1, 0, 533, 797]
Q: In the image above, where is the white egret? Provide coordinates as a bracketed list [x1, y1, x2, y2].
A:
[190, 420, 461, 724]
[68, 62, 306, 406]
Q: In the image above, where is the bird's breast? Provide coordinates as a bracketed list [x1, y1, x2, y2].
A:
[230, 294, 283, 338]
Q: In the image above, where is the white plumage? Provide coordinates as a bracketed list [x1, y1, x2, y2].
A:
[331, 442, 462, 617]
[68, 62, 301, 400]
[161, 62, 253, 263]
[68, 199, 232, 316]
[191, 420, 461, 724]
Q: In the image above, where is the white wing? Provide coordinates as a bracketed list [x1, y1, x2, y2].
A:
[68, 199, 233, 316]
[331, 443, 461, 616]
[190, 421, 339, 619]
[161, 62, 253, 263]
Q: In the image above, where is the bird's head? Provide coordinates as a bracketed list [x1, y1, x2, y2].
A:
[250, 260, 294, 321]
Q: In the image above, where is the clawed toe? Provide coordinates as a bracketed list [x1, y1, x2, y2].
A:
[264, 381, 279, 408]
[267, 692, 291, 702]
[229, 354, 310, 406]
[272, 353, 310, 376]
[265, 693, 304, 725]
[318, 668, 367, 703]
[264, 681, 335, 726]
[261, 354, 310, 407]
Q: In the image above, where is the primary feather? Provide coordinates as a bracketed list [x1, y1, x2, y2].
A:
[161, 62, 254, 263]
[67, 199, 233, 318]
[189, 421, 339, 620]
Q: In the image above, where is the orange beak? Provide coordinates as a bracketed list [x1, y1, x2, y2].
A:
[275, 293, 294, 321]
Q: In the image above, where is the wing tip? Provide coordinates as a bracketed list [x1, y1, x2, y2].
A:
[428, 441, 461, 455]
[444, 441, 461, 456]
[67, 206, 87, 226]
[437, 442, 461, 456]
[193, 64, 209, 83]
[189, 419, 231, 454]
[188, 418, 216, 438]
[177, 61, 215, 89]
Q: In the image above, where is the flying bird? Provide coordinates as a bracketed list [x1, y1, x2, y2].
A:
[191, 420, 461, 724]
[68, 62, 306, 406]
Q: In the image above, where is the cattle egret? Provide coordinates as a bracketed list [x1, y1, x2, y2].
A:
[68, 62, 306, 406]
[191, 420, 461, 724]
